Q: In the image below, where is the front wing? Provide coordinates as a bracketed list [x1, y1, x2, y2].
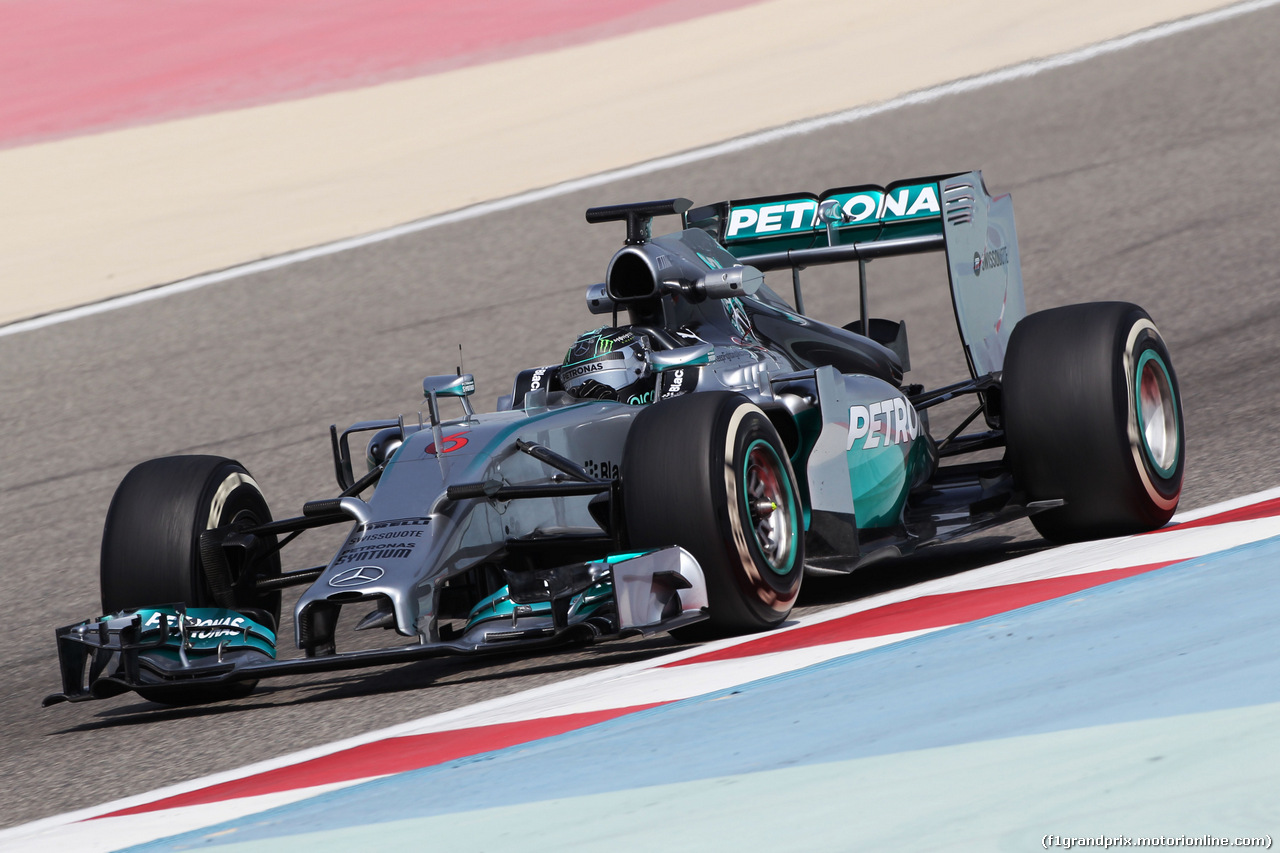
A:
[45, 546, 708, 705]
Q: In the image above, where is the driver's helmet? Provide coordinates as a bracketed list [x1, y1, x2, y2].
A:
[561, 327, 654, 403]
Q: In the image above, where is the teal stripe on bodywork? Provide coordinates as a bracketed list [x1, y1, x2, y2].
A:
[378, 402, 600, 483]
[789, 407, 822, 530]
[124, 607, 277, 659]
[456, 402, 599, 483]
[464, 580, 615, 630]
[847, 435, 928, 529]
[464, 587, 552, 631]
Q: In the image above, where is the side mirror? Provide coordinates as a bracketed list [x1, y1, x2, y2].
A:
[423, 374, 475, 399]
[585, 282, 616, 316]
[650, 343, 713, 372]
[698, 264, 762, 299]
[422, 373, 476, 425]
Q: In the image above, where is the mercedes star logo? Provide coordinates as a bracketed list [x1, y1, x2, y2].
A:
[329, 565, 385, 587]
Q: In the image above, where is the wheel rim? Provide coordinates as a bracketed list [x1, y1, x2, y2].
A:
[1135, 350, 1179, 478]
[742, 439, 797, 575]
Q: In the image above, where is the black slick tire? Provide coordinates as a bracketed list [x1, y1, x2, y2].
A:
[622, 392, 804, 635]
[1003, 302, 1184, 542]
[100, 455, 281, 704]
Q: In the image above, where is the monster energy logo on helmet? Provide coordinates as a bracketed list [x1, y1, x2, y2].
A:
[561, 327, 655, 403]
[564, 327, 637, 366]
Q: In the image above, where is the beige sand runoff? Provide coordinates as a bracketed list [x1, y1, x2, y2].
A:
[0, 0, 1236, 327]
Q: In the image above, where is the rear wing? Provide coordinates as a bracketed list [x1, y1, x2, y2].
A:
[684, 170, 1025, 381]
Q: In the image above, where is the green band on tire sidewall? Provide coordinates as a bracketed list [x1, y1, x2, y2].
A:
[742, 438, 799, 576]
[1134, 349, 1179, 479]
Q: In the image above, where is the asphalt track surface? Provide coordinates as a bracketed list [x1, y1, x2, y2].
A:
[3, 6, 1279, 830]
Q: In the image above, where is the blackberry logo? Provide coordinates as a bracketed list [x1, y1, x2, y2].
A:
[662, 368, 686, 398]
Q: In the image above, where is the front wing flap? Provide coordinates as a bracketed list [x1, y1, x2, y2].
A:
[44, 548, 708, 706]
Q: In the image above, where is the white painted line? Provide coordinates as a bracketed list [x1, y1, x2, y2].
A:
[433, 628, 949, 727]
[5, 780, 379, 853]
[1, 0, 1276, 340]
[2, 633, 952, 853]
[1160, 483, 1280, 522]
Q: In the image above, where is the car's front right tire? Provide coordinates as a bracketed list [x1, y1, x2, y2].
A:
[100, 455, 280, 704]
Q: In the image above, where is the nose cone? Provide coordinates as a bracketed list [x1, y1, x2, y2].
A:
[295, 515, 437, 646]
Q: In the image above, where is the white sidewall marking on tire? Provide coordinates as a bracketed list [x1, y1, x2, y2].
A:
[208, 472, 261, 529]
[1123, 319, 1179, 511]
[723, 402, 793, 610]
[724, 403, 766, 597]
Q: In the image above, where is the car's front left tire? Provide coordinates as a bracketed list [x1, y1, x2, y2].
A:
[622, 391, 804, 635]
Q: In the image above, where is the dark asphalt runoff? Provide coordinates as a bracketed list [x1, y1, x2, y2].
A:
[3, 5, 1279, 829]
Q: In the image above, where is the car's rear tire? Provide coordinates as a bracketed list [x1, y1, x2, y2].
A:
[622, 392, 804, 635]
[101, 455, 281, 704]
[1003, 302, 1184, 542]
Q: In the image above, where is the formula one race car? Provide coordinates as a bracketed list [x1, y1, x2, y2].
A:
[46, 170, 1184, 707]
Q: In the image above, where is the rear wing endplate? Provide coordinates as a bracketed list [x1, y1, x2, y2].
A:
[685, 170, 1025, 380]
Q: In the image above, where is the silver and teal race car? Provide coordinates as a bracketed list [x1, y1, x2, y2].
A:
[45, 170, 1184, 707]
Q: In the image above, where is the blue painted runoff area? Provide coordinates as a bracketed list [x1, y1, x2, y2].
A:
[130, 535, 1280, 851]
[131, 701, 1280, 852]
